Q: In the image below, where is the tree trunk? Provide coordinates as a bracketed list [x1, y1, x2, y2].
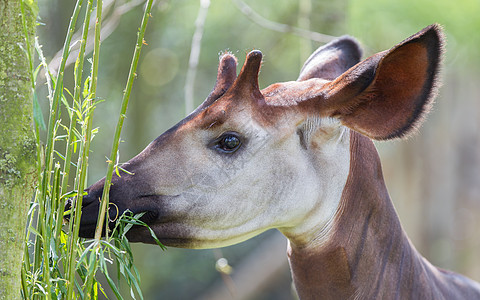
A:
[0, 0, 37, 298]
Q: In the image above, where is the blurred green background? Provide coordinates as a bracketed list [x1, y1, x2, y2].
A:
[36, 0, 480, 298]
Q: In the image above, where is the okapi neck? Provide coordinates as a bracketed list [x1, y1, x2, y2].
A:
[287, 131, 427, 299]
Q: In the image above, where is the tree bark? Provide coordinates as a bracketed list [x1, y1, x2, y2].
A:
[0, 0, 37, 298]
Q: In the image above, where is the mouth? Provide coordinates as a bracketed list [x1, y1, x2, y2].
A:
[64, 198, 159, 239]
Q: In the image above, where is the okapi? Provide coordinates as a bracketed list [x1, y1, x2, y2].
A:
[77, 25, 480, 299]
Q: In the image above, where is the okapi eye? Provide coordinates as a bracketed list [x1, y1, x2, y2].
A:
[215, 133, 242, 153]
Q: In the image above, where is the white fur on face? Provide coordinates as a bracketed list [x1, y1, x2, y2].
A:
[149, 115, 351, 250]
[279, 117, 351, 249]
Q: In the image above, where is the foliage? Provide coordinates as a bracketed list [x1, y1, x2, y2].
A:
[21, 0, 163, 299]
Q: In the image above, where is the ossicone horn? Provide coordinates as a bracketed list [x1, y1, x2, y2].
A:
[196, 52, 238, 111]
[231, 50, 263, 96]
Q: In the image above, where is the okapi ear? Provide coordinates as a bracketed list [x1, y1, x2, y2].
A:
[298, 36, 362, 81]
[323, 24, 444, 140]
[195, 52, 238, 111]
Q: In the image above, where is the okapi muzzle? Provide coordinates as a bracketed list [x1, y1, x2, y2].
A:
[73, 24, 480, 299]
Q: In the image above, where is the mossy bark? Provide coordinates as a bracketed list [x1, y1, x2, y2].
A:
[0, 0, 37, 299]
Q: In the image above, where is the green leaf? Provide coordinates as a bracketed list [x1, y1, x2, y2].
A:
[100, 256, 124, 300]
[60, 231, 68, 251]
[33, 63, 42, 81]
[27, 225, 43, 240]
[61, 189, 87, 200]
[123, 265, 143, 300]
[118, 165, 134, 176]
[62, 89, 73, 113]
[115, 165, 122, 178]
[83, 76, 91, 99]
[33, 93, 46, 131]
[75, 242, 95, 270]
[75, 278, 85, 300]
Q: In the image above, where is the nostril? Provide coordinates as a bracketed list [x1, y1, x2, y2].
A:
[63, 190, 101, 224]
[63, 196, 87, 222]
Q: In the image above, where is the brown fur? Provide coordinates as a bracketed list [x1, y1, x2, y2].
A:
[289, 132, 480, 299]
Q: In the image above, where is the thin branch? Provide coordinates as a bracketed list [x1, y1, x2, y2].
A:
[298, 0, 313, 63]
[232, 0, 336, 44]
[185, 0, 210, 116]
[48, 0, 146, 76]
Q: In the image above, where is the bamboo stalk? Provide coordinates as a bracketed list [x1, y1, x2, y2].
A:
[81, 0, 104, 296]
[94, 0, 155, 241]
[65, 0, 97, 297]
[33, 0, 84, 279]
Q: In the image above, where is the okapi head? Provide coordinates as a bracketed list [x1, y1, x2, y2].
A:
[79, 25, 442, 250]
